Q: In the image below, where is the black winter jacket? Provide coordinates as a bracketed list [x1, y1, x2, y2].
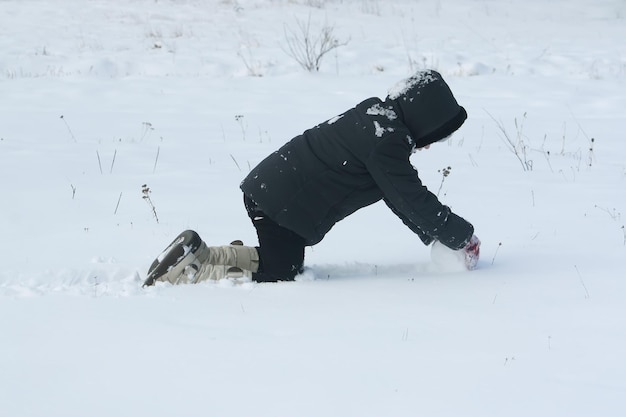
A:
[240, 70, 474, 249]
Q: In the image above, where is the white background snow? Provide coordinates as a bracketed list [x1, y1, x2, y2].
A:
[1, 0, 625, 416]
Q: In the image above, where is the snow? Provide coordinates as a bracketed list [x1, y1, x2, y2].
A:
[1, 0, 626, 416]
[366, 103, 398, 120]
[387, 69, 439, 100]
[327, 114, 344, 124]
[373, 120, 394, 137]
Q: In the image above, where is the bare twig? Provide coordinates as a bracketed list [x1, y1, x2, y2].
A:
[230, 154, 241, 171]
[235, 115, 247, 140]
[436, 166, 451, 197]
[574, 265, 590, 299]
[140, 122, 153, 142]
[141, 184, 159, 223]
[114, 192, 123, 215]
[96, 150, 103, 174]
[485, 110, 532, 171]
[587, 137, 596, 168]
[283, 15, 349, 72]
[491, 242, 502, 265]
[237, 46, 264, 77]
[60, 115, 77, 142]
[568, 107, 595, 168]
[153, 146, 160, 174]
[110, 149, 117, 174]
[594, 205, 621, 221]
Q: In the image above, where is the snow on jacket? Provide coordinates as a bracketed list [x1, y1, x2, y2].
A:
[240, 70, 474, 249]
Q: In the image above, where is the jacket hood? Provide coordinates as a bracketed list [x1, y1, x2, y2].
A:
[385, 70, 467, 148]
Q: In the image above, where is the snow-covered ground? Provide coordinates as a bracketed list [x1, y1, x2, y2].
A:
[1, 1, 625, 415]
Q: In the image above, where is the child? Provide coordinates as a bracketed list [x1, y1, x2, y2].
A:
[144, 70, 480, 286]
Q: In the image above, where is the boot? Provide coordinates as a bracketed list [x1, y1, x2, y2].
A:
[144, 230, 207, 286]
[206, 244, 259, 272]
[192, 241, 258, 282]
[192, 264, 252, 282]
[144, 230, 257, 286]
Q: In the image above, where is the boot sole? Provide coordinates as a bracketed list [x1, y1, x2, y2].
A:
[143, 230, 203, 287]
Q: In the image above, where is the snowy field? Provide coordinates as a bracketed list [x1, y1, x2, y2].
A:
[1, 0, 625, 416]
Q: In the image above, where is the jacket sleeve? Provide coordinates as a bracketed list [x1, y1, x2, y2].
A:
[366, 132, 474, 250]
[383, 198, 435, 246]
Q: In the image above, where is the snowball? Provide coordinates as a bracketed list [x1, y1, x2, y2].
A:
[430, 241, 467, 272]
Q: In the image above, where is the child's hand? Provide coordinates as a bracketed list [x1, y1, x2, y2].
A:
[463, 235, 481, 270]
